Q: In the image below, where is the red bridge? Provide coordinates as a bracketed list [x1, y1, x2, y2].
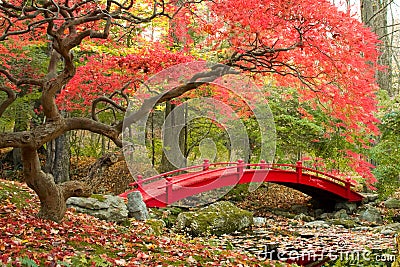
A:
[119, 160, 364, 207]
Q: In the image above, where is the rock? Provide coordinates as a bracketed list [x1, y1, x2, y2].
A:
[253, 217, 267, 227]
[294, 213, 314, 222]
[353, 226, 371, 231]
[334, 202, 357, 214]
[145, 219, 166, 236]
[314, 209, 324, 218]
[393, 214, 400, 222]
[360, 193, 379, 204]
[67, 195, 128, 222]
[381, 229, 396, 236]
[374, 223, 400, 235]
[358, 206, 383, 224]
[304, 220, 330, 228]
[175, 201, 253, 236]
[319, 213, 331, 220]
[384, 198, 400, 209]
[67, 195, 109, 209]
[127, 191, 149, 221]
[333, 209, 349, 219]
[329, 219, 357, 228]
[290, 205, 309, 215]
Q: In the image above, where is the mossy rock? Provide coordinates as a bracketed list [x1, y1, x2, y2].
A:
[145, 219, 166, 236]
[329, 219, 358, 228]
[175, 201, 253, 236]
[149, 207, 183, 228]
[90, 194, 107, 202]
[384, 198, 400, 209]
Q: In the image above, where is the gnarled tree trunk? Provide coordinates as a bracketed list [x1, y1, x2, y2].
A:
[21, 147, 91, 222]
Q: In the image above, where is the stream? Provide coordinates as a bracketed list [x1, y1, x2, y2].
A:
[212, 214, 396, 266]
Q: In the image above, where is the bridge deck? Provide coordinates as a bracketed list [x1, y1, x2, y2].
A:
[119, 160, 364, 207]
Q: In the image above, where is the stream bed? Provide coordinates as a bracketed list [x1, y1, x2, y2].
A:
[212, 214, 396, 266]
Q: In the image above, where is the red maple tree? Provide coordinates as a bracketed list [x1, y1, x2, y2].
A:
[0, 0, 380, 221]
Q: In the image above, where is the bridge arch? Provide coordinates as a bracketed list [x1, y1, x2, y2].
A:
[119, 160, 364, 207]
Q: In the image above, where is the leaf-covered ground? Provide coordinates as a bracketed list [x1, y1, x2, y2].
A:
[0, 179, 293, 267]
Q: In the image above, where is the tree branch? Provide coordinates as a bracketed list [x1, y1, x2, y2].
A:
[0, 67, 44, 86]
[0, 86, 16, 117]
[119, 64, 239, 132]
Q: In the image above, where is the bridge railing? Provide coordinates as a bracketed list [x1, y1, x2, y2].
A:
[129, 159, 241, 188]
[268, 162, 353, 188]
[129, 159, 355, 193]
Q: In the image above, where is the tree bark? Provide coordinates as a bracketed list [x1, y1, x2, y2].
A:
[21, 147, 91, 222]
[160, 102, 186, 172]
[360, 0, 393, 95]
[45, 132, 70, 184]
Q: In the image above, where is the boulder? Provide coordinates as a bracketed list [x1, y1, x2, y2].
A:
[329, 219, 357, 228]
[358, 206, 383, 224]
[333, 209, 349, 219]
[384, 198, 400, 209]
[126, 191, 149, 221]
[334, 202, 357, 214]
[314, 209, 324, 218]
[175, 201, 253, 236]
[360, 193, 379, 204]
[67, 195, 128, 222]
[290, 205, 309, 215]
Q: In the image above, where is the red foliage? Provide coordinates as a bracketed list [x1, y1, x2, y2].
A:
[56, 42, 194, 112]
[0, 0, 382, 185]
[190, 0, 380, 137]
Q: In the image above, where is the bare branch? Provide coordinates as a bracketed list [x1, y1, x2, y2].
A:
[91, 82, 131, 122]
[91, 96, 127, 121]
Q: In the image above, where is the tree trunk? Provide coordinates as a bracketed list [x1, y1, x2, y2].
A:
[44, 49, 71, 184]
[21, 147, 91, 222]
[360, 0, 393, 95]
[160, 101, 186, 172]
[45, 132, 70, 184]
[11, 106, 30, 168]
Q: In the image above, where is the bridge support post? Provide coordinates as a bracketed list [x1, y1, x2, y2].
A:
[203, 159, 210, 171]
[260, 159, 266, 169]
[137, 175, 143, 193]
[296, 161, 302, 183]
[346, 177, 351, 198]
[237, 159, 244, 176]
[166, 177, 173, 205]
